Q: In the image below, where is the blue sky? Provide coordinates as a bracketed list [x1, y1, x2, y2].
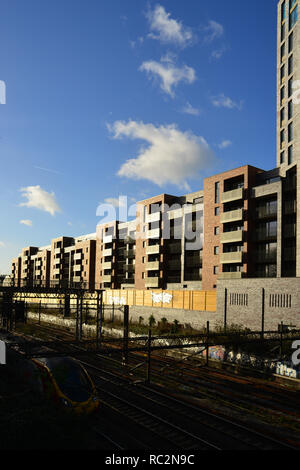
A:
[0, 0, 278, 272]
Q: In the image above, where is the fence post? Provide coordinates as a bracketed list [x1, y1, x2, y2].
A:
[224, 288, 227, 331]
[38, 300, 41, 325]
[206, 321, 210, 367]
[96, 291, 100, 348]
[146, 329, 152, 384]
[261, 288, 265, 340]
[280, 321, 283, 358]
[123, 305, 129, 365]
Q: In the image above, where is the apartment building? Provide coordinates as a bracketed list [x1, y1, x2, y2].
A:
[51, 234, 96, 288]
[10, 1, 300, 293]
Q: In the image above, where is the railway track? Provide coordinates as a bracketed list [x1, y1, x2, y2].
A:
[81, 360, 297, 451]
[13, 321, 300, 449]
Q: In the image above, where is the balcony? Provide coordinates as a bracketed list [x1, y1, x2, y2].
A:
[284, 247, 296, 261]
[147, 228, 160, 239]
[168, 259, 181, 270]
[185, 256, 202, 267]
[256, 230, 277, 241]
[169, 243, 181, 254]
[103, 275, 112, 283]
[73, 276, 81, 283]
[256, 207, 277, 219]
[219, 272, 243, 280]
[124, 264, 135, 272]
[53, 268, 60, 275]
[73, 264, 82, 272]
[103, 248, 112, 257]
[74, 253, 83, 261]
[102, 261, 112, 270]
[221, 230, 243, 244]
[221, 188, 243, 204]
[146, 261, 160, 271]
[285, 201, 296, 214]
[220, 209, 243, 224]
[124, 236, 135, 245]
[146, 244, 160, 255]
[103, 234, 113, 244]
[54, 248, 62, 255]
[284, 224, 296, 238]
[255, 252, 277, 263]
[125, 248, 135, 258]
[146, 212, 161, 223]
[220, 252, 243, 264]
[145, 277, 160, 288]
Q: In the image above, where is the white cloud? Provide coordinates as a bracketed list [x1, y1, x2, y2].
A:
[182, 102, 200, 116]
[19, 185, 61, 216]
[0, 241, 5, 247]
[140, 56, 196, 98]
[204, 20, 224, 43]
[211, 46, 226, 60]
[218, 140, 232, 149]
[109, 120, 215, 190]
[146, 4, 194, 47]
[104, 197, 127, 208]
[20, 219, 33, 226]
[211, 93, 243, 110]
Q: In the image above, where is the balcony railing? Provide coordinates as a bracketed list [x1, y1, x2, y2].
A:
[256, 207, 277, 219]
[284, 225, 296, 238]
[146, 245, 160, 255]
[185, 256, 202, 267]
[168, 243, 182, 254]
[145, 277, 160, 288]
[146, 261, 160, 271]
[103, 235, 113, 244]
[220, 209, 243, 224]
[255, 252, 277, 263]
[220, 230, 243, 244]
[103, 248, 112, 257]
[219, 272, 243, 280]
[103, 275, 112, 283]
[146, 212, 161, 223]
[220, 252, 243, 264]
[221, 188, 243, 204]
[147, 228, 160, 239]
[102, 261, 112, 270]
[255, 230, 277, 241]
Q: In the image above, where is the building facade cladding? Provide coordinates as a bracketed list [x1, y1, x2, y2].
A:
[277, 0, 299, 276]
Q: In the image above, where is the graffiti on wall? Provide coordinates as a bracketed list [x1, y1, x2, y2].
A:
[152, 292, 173, 304]
[108, 296, 126, 306]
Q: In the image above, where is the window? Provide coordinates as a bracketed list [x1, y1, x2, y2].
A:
[280, 64, 285, 81]
[213, 266, 219, 275]
[288, 77, 293, 97]
[280, 129, 285, 144]
[288, 145, 293, 164]
[288, 55, 293, 75]
[290, 0, 297, 9]
[214, 227, 219, 235]
[289, 5, 298, 29]
[215, 182, 220, 204]
[142, 257, 145, 263]
[288, 122, 293, 141]
[281, 23, 286, 41]
[214, 246, 219, 255]
[280, 151, 285, 164]
[281, 43, 285, 61]
[215, 207, 220, 216]
[288, 32, 293, 52]
[280, 108, 285, 125]
[280, 86, 285, 102]
[282, 1, 286, 21]
[288, 99, 293, 119]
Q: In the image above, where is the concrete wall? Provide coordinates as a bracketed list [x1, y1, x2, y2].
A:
[217, 278, 300, 331]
